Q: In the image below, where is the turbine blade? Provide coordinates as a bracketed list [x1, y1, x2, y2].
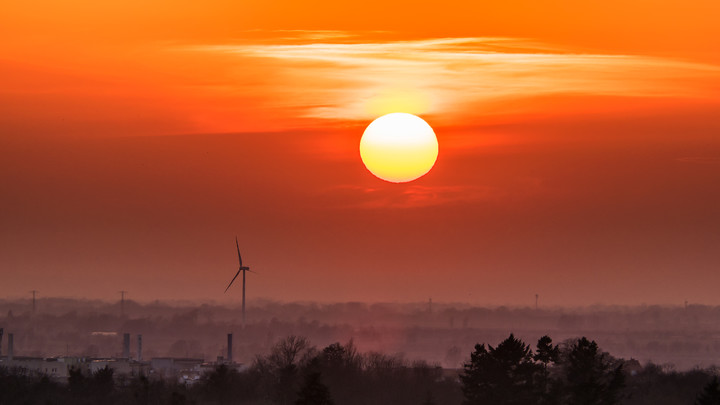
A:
[225, 269, 242, 293]
[246, 269, 258, 274]
[235, 236, 243, 267]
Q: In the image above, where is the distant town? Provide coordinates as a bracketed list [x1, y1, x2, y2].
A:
[1, 329, 244, 384]
[3, 298, 720, 404]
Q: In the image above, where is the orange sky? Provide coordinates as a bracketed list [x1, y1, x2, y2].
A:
[2, 0, 720, 306]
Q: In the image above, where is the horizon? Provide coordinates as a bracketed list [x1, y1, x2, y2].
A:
[0, 295, 710, 311]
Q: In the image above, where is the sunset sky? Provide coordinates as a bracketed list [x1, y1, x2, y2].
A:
[2, 0, 720, 306]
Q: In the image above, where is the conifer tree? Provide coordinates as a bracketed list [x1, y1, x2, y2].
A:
[461, 334, 540, 405]
[696, 377, 720, 405]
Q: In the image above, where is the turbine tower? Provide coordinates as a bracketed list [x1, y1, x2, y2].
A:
[225, 237, 253, 328]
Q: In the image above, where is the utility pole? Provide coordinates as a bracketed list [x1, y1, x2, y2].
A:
[119, 291, 128, 317]
[242, 271, 246, 329]
[30, 290, 38, 314]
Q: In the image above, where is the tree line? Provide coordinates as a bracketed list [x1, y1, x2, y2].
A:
[2, 333, 720, 404]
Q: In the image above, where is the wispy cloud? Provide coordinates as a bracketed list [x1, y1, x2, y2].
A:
[188, 35, 720, 123]
[330, 184, 508, 209]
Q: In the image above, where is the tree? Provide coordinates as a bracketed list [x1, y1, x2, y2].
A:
[68, 366, 87, 396]
[91, 365, 115, 399]
[253, 335, 317, 405]
[535, 335, 560, 404]
[319, 341, 361, 372]
[461, 334, 540, 405]
[296, 372, 334, 405]
[203, 364, 240, 405]
[561, 337, 624, 405]
[535, 335, 560, 366]
[696, 377, 720, 405]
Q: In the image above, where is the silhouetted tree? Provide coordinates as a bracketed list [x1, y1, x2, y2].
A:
[322, 343, 346, 365]
[561, 337, 624, 405]
[130, 374, 150, 405]
[91, 365, 115, 399]
[270, 335, 315, 370]
[535, 335, 560, 367]
[461, 333, 540, 405]
[203, 364, 241, 405]
[68, 366, 87, 396]
[696, 377, 720, 405]
[321, 341, 361, 371]
[535, 335, 561, 404]
[0, 367, 38, 404]
[253, 335, 317, 405]
[296, 372, 334, 405]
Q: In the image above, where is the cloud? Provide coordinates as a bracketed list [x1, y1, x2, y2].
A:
[329, 184, 506, 209]
[189, 35, 720, 123]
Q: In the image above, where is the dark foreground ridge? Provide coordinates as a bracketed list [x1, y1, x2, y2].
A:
[1, 334, 720, 405]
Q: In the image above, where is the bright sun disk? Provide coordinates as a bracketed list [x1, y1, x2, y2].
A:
[359, 113, 438, 183]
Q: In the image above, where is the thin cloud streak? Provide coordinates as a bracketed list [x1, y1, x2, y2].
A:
[329, 184, 512, 209]
[190, 36, 720, 123]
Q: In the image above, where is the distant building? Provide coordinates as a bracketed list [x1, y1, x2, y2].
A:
[0, 355, 156, 382]
[89, 358, 133, 375]
[1, 353, 245, 384]
[150, 357, 204, 382]
[1, 356, 85, 381]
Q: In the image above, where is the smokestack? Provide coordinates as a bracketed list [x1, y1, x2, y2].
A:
[123, 333, 130, 359]
[137, 335, 143, 361]
[227, 333, 233, 364]
[8, 333, 13, 362]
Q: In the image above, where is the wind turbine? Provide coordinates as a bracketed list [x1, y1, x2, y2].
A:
[225, 237, 253, 328]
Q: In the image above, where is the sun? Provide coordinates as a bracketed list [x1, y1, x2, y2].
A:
[359, 113, 439, 183]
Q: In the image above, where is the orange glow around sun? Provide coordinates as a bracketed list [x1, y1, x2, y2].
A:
[359, 113, 439, 183]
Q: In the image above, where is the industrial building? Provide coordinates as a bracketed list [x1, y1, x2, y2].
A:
[0, 331, 243, 383]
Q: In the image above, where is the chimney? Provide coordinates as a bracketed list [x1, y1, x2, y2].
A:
[227, 333, 233, 364]
[122, 333, 130, 359]
[8, 333, 13, 362]
[137, 334, 143, 361]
